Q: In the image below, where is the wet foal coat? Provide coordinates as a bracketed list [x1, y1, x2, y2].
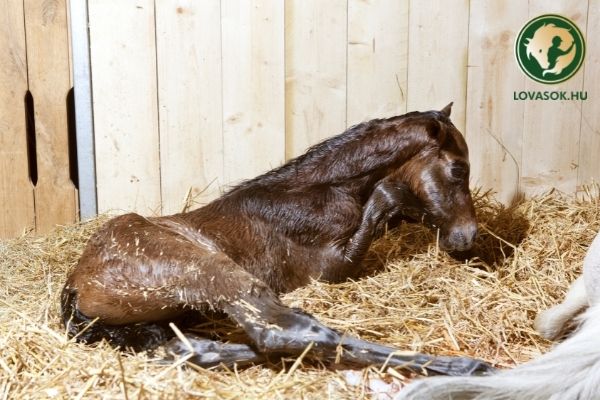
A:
[62, 105, 491, 375]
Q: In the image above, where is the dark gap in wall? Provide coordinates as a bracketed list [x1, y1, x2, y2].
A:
[24, 90, 38, 186]
[66, 88, 79, 189]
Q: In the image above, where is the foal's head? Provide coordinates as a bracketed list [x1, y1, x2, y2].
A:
[398, 103, 477, 251]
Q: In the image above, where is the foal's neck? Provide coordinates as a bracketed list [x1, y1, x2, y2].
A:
[227, 114, 430, 195]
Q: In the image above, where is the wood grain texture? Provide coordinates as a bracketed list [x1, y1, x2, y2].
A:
[0, 0, 35, 237]
[407, 0, 469, 132]
[24, 0, 77, 233]
[466, 0, 528, 204]
[347, 0, 409, 126]
[521, 0, 588, 196]
[221, 0, 285, 185]
[89, 0, 161, 215]
[156, 0, 223, 214]
[284, 0, 347, 159]
[578, 0, 599, 194]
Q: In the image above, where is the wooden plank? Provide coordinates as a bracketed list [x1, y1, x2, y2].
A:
[521, 1, 588, 196]
[89, 0, 161, 215]
[284, 0, 347, 159]
[24, 0, 77, 232]
[465, 0, 528, 204]
[156, 0, 223, 214]
[0, 0, 35, 237]
[347, 0, 409, 126]
[578, 0, 599, 195]
[221, 0, 285, 185]
[407, 0, 469, 133]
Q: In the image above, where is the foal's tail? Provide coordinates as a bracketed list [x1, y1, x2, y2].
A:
[60, 285, 174, 350]
[60, 285, 86, 339]
[397, 303, 600, 400]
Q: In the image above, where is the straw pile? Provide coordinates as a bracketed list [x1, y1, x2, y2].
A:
[1, 188, 599, 399]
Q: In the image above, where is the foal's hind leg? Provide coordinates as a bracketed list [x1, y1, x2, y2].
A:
[156, 263, 492, 374]
[64, 213, 281, 354]
[219, 291, 494, 376]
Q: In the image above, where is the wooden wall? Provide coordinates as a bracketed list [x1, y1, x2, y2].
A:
[0, 0, 77, 238]
[1, 0, 599, 237]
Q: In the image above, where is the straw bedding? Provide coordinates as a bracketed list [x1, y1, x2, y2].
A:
[1, 188, 599, 399]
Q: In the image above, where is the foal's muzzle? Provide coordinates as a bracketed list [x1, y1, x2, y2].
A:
[441, 223, 477, 251]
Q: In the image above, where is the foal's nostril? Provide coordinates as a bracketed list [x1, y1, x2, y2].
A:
[448, 224, 477, 250]
[450, 230, 467, 245]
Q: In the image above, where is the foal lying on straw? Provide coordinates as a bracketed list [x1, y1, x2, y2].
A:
[398, 230, 600, 400]
[61, 105, 492, 376]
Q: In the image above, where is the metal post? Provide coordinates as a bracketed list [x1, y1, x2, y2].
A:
[69, 0, 97, 219]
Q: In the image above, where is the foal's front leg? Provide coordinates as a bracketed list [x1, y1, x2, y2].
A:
[344, 180, 424, 263]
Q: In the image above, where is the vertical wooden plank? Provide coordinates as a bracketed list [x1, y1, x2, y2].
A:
[24, 0, 77, 232]
[465, 1, 528, 204]
[221, 0, 285, 185]
[89, 0, 161, 214]
[347, 0, 409, 126]
[407, 0, 469, 133]
[285, 0, 348, 158]
[285, 0, 347, 159]
[0, 0, 35, 237]
[521, 1, 588, 196]
[578, 0, 599, 195]
[156, 0, 223, 214]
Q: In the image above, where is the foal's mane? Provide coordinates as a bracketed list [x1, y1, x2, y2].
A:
[226, 110, 447, 194]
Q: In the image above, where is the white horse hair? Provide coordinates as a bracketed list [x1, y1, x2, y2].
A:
[397, 231, 600, 400]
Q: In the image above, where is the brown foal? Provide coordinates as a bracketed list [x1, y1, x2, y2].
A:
[61, 103, 492, 376]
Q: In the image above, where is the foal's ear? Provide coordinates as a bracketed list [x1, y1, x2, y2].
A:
[440, 102, 453, 118]
[425, 119, 447, 145]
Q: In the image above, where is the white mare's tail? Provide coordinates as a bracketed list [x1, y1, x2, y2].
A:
[397, 303, 600, 400]
[398, 231, 600, 400]
[584, 231, 600, 304]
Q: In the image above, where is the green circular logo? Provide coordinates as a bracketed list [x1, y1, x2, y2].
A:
[515, 14, 585, 84]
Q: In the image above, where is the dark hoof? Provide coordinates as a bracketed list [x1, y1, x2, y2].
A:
[427, 356, 497, 376]
[463, 359, 497, 376]
[165, 335, 265, 369]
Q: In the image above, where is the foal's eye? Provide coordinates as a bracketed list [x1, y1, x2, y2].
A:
[449, 163, 468, 180]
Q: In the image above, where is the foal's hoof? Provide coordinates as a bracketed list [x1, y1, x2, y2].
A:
[164, 335, 265, 369]
[427, 356, 497, 376]
[462, 359, 497, 376]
